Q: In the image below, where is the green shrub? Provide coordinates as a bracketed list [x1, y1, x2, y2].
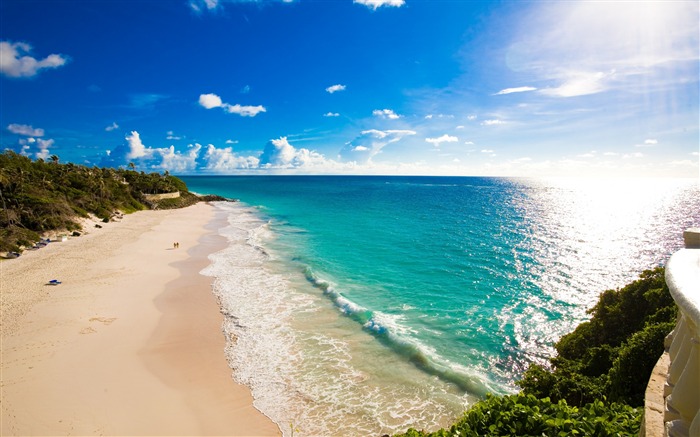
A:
[395, 394, 641, 437]
[519, 267, 676, 407]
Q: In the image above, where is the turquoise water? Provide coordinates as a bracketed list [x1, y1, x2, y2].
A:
[184, 176, 698, 436]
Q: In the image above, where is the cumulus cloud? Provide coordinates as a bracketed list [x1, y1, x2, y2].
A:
[325, 84, 346, 93]
[101, 131, 200, 172]
[199, 93, 266, 117]
[199, 93, 223, 109]
[0, 41, 68, 78]
[373, 109, 401, 119]
[339, 129, 416, 163]
[259, 137, 296, 167]
[7, 123, 44, 137]
[495, 86, 537, 95]
[425, 134, 459, 148]
[324, 112, 340, 117]
[201, 144, 260, 171]
[15, 137, 54, 160]
[354, 0, 405, 10]
[125, 131, 148, 160]
[258, 137, 329, 169]
[105, 122, 119, 132]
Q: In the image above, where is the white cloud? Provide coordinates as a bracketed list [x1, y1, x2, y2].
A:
[17, 137, 53, 160]
[495, 86, 537, 95]
[324, 112, 340, 117]
[202, 144, 260, 172]
[157, 144, 201, 173]
[258, 137, 332, 169]
[7, 123, 44, 136]
[0, 41, 68, 78]
[373, 109, 401, 119]
[325, 84, 346, 93]
[508, 2, 699, 97]
[425, 134, 459, 148]
[199, 93, 223, 109]
[339, 129, 416, 163]
[105, 122, 119, 132]
[354, 0, 404, 10]
[425, 114, 454, 119]
[190, 0, 218, 12]
[224, 103, 266, 117]
[259, 137, 296, 167]
[481, 149, 494, 153]
[464, 141, 475, 145]
[199, 93, 266, 117]
[456, 125, 465, 129]
[102, 131, 201, 172]
[126, 131, 148, 160]
[225, 139, 239, 144]
[481, 119, 506, 126]
[467, 115, 477, 121]
[635, 138, 658, 147]
[166, 131, 181, 140]
[539, 70, 615, 97]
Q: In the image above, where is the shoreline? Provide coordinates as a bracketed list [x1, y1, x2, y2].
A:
[1, 203, 279, 436]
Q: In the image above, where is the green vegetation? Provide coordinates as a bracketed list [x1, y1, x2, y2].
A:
[398, 394, 640, 437]
[0, 151, 201, 252]
[395, 267, 676, 437]
[518, 267, 675, 407]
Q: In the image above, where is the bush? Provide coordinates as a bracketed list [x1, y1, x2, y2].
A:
[395, 394, 641, 437]
[519, 267, 676, 407]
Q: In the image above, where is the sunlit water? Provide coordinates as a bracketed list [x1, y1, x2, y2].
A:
[183, 176, 699, 436]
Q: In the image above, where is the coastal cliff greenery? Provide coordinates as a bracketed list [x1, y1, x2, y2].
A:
[396, 267, 676, 437]
[0, 151, 201, 252]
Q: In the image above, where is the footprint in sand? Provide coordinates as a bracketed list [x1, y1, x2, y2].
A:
[80, 317, 117, 334]
[89, 317, 116, 325]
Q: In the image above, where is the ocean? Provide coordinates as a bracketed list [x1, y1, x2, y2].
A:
[181, 175, 699, 436]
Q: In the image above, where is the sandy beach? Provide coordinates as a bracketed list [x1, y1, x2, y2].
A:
[1, 202, 280, 436]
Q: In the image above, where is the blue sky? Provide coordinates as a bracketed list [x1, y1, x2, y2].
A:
[1, 0, 698, 177]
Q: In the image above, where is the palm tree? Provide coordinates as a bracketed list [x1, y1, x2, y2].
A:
[50, 155, 59, 164]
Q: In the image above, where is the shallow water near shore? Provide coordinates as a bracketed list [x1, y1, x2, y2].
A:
[186, 176, 699, 436]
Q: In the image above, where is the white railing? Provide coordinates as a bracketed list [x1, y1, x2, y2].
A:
[662, 228, 700, 437]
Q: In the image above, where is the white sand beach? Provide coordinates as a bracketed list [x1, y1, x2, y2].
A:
[0, 202, 280, 436]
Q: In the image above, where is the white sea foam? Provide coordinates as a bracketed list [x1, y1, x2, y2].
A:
[202, 202, 480, 436]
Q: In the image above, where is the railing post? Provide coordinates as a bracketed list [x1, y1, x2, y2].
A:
[661, 228, 700, 437]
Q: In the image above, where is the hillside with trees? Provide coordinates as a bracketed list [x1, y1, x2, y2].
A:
[0, 151, 203, 253]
